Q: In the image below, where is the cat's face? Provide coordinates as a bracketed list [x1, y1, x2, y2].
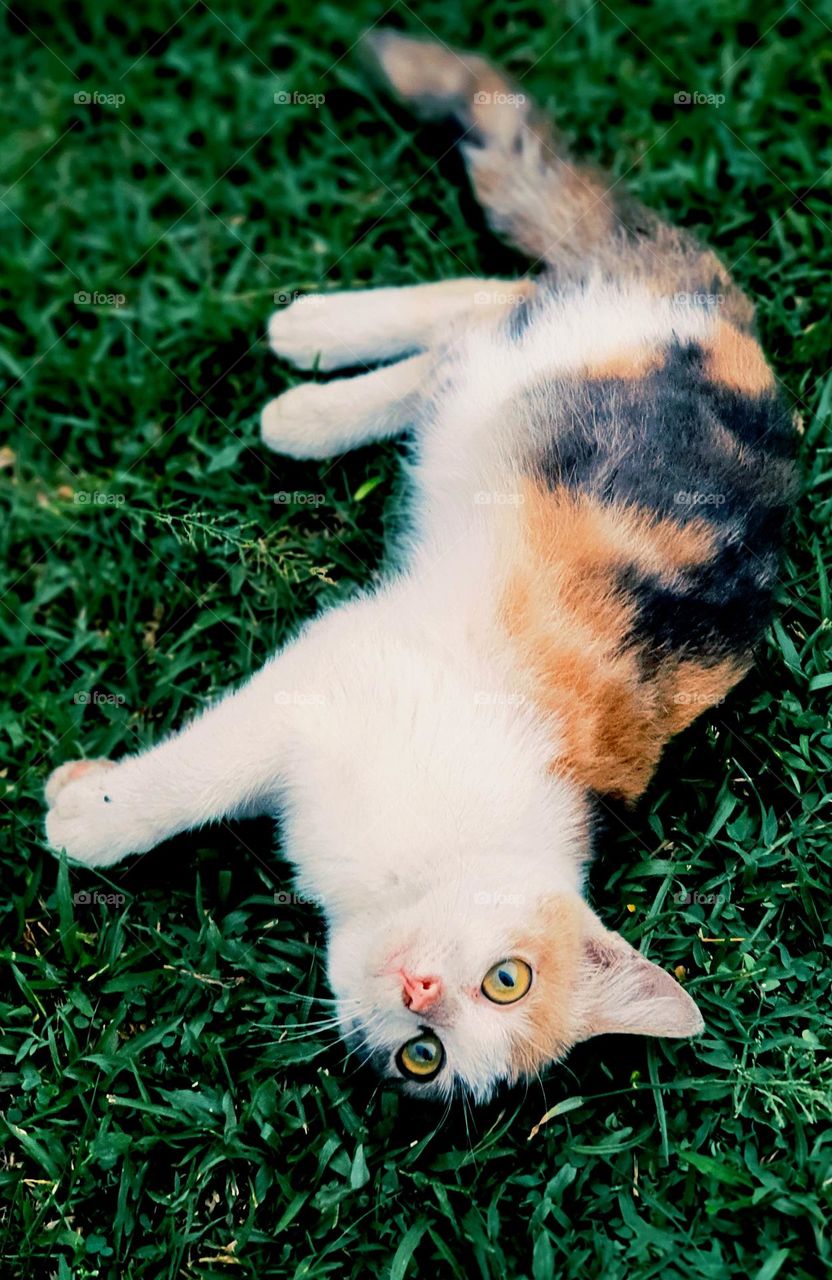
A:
[328, 886, 704, 1101]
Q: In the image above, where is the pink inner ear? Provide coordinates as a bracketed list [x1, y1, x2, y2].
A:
[579, 928, 705, 1040]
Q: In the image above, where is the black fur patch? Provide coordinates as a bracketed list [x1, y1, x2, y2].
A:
[532, 338, 798, 665]
[504, 294, 536, 340]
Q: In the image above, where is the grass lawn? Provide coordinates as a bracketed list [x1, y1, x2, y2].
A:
[1, 0, 831, 1276]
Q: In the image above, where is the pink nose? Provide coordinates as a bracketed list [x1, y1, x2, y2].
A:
[400, 971, 442, 1012]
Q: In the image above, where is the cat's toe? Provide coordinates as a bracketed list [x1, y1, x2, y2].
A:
[260, 386, 338, 459]
[268, 299, 330, 369]
[44, 758, 114, 807]
[44, 764, 150, 867]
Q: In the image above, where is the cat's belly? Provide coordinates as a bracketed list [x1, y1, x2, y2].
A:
[407, 287, 798, 802]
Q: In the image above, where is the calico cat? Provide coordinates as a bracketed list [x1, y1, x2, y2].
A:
[44, 31, 798, 1101]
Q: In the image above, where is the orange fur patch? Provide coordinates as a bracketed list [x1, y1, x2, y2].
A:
[585, 345, 663, 381]
[505, 895, 584, 1078]
[704, 320, 774, 394]
[664, 655, 750, 735]
[506, 897, 703, 1076]
[501, 482, 729, 801]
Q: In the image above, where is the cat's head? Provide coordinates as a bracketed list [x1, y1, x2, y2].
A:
[327, 886, 703, 1101]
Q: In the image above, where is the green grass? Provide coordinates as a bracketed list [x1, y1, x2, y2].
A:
[1, 0, 831, 1276]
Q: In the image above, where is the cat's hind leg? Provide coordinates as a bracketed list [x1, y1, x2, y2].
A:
[268, 278, 533, 371]
[261, 352, 430, 459]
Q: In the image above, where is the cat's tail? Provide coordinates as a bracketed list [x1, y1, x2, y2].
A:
[362, 30, 748, 317]
[362, 29, 646, 270]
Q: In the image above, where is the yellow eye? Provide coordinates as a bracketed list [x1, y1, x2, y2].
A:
[396, 1032, 445, 1081]
[481, 958, 533, 1005]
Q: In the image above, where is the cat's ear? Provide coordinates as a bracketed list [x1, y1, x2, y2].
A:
[573, 910, 704, 1042]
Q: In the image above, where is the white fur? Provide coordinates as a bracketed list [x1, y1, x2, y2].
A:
[267, 278, 525, 370]
[45, 276, 710, 1099]
[261, 353, 432, 459]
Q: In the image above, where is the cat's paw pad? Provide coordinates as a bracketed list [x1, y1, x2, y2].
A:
[260, 384, 339, 459]
[44, 760, 143, 868]
[268, 298, 334, 370]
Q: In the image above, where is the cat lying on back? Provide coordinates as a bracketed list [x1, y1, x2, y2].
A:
[44, 31, 797, 1100]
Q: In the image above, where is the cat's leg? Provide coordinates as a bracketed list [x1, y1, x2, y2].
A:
[262, 279, 535, 459]
[261, 351, 431, 459]
[43, 647, 318, 868]
[268, 277, 534, 371]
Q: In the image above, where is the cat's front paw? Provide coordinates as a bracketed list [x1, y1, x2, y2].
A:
[269, 294, 375, 372]
[261, 383, 343, 459]
[268, 296, 333, 370]
[44, 758, 114, 807]
[44, 759, 152, 868]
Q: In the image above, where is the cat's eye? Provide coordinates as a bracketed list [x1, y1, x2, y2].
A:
[396, 1032, 445, 1081]
[481, 958, 533, 1004]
